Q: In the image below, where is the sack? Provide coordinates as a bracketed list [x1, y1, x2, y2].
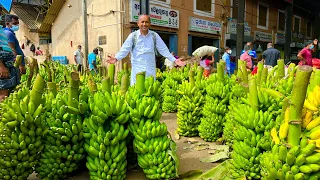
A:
[192, 45, 218, 58]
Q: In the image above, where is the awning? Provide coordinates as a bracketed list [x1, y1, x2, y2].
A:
[39, 0, 66, 33]
[11, 4, 44, 31]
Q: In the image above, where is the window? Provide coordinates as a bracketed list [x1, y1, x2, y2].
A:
[257, 3, 268, 29]
[306, 21, 312, 37]
[278, 10, 285, 32]
[194, 0, 214, 17]
[293, 16, 301, 32]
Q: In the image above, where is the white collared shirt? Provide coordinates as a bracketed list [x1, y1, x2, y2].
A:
[115, 30, 176, 85]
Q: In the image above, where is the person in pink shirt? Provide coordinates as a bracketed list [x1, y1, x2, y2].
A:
[199, 53, 215, 78]
[297, 39, 318, 66]
[240, 45, 253, 70]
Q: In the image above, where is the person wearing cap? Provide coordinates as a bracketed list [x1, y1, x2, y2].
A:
[297, 39, 318, 66]
[88, 48, 99, 73]
[222, 47, 232, 75]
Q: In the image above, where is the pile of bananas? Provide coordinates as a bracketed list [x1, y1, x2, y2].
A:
[198, 75, 231, 142]
[223, 100, 241, 145]
[36, 73, 86, 179]
[177, 80, 205, 137]
[161, 78, 179, 113]
[126, 76, 179, 179]
[228, 99, 276, 179]
[83, 87, 130, 180]
[0, 75, 47, 180]
[156, 68, 163, 82]
[260, 139, 320, 179]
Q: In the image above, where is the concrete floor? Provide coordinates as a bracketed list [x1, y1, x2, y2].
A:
[28, 113, 217, 180]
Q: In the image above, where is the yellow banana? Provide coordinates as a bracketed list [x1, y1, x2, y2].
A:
[304, 100, 318, 111]
[306, 117, 320, 130]
[279, 122, 289, 140]
[271, 127, 280, 144]
[302, 111, 313, 128]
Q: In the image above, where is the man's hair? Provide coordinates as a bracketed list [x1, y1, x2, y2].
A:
[78, 45, 82, 48]
[267, 43, 273, 48]
[244, 45, 251, 51]
[225, 46, 230, 51]
[93, 48, 98, 52]
[247, 42, 253, 46]
[5, 14, 19, 23]
[138, 14, 151, 22]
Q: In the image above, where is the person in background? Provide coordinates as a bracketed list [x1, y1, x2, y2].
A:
[106, 15, 185, 85]
[222, 47, 231, 75]
[200, 53, 215, 78]
[0, 7, 20, 102]
[88, 48, 98, 73]
[240, 45, 253, 70]
[241, 42, 257, 66]
[3, 14, 25, 75]
[35, 47, 43, 56]
[262, 43, 280, 67]
[297, 39, 318, 66]
[74, 45, 83, 72]
[164, 52, 178, 70]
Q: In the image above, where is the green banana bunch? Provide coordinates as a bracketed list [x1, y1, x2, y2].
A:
[161, 78, 179, 113]
[0, 75, 47, 180]
[36, 73, 86, 180]
[177, 81, 205, 137]
[260, 138, 320, 179]
[127, 77, 179, 179]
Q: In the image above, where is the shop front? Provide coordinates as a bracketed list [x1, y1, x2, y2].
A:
[225, 19, 253, 60]
[274, 33, 285, 59]
[129, 0, 179, 68]
[187, 17, 221, 62]
[253, 31, 273, 61]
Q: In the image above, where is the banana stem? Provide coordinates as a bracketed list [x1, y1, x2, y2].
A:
[189, 70, 195, 87]
[196, 66, 204, 81]
[240, 61, 248, 85]
[257, 62, 264, 85]
[68, 71, 80, 108]
[120, 73, 129, 95]
[237, 60, 243, 78]
[261, 67, 268, 84]
[249, 76, 259, 112]
[277, 59, 285, 79]
[309, 69, 320, 91]
[47, 82, 57, 96]
[123, 62, 128, 74]
[136, 72, 146, 95]
[30, 75, 45, 107]
[101, 77, 111, 94]
[108, 64, 115, 86]
[288, 65, 312, 147]
[217, 62, 224, 82]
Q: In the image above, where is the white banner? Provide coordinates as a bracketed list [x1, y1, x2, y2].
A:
[129, 0, 179, 29]
[189, 17, 221, 34]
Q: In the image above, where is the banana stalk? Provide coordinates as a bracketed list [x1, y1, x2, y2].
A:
[189, 70, 195, 87]
[249, 76, 259, 112]
[120, 73, 129, 95]
[288, 65, 313, 146]
[261, 67, 268, 84]
[257, 62, 264, 85]
[101, 77, 111, 94]
[136, 72, 146, 95]
[277, 59, 285, 79]
[196, 66, 204, 81]
[108, 64, 115, 86]
[217, 62, 224, 82]
[68, 71, 80, 108]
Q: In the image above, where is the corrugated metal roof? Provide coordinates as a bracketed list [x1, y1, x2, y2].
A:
[39, 0, 66, 33]
[11, 4, 44, 31]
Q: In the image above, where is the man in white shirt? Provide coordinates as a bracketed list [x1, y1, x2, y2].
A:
[107, 15, 185, 85]
[74, 45, 83, 72]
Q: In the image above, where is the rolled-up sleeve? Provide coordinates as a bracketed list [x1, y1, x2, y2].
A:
[155, 33, 176, 62]
[115, 33, 133, 61]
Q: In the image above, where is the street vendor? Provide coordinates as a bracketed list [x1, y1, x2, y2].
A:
[297, 39, 318, 66]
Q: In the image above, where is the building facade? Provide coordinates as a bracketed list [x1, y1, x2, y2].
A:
[50, 0, 317, 66]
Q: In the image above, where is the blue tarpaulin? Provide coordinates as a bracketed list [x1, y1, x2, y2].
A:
[0, 0, 13, 12]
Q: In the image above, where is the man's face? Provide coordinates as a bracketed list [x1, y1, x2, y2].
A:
[137, 15, 150, 31]
[7, 18, 19, 28]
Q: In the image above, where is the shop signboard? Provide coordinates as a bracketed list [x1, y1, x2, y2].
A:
[292, 32, 304, 43]
[129, 0, 179, 29]
[227, 19, 251, 36]
[275, 33, 285, 45]
[254, 31, 272, 42]
[188, 17, 221, 34]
